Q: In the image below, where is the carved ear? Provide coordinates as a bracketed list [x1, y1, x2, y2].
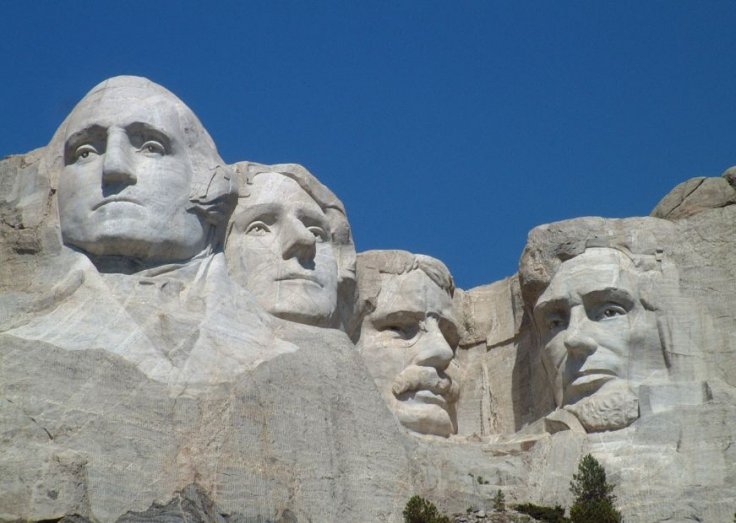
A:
[337, 244, 357, 284]
[188, 165, 238, 226]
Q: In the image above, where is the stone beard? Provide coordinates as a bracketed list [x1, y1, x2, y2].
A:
[355, 252, 460, 437]
[533, 247, 668, 432]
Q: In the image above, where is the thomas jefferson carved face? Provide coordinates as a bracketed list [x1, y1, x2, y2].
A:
[225, 172, 339, 326]
[58, 82, 208, 263]
[357, 268, 459, 437]
[534, 248, 666, 418]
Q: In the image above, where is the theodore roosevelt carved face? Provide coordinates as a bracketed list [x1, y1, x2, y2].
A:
[354, 251, 460, 437]
[225, 164, 354, 328]
[57, 76, 231, 267]
[533, 247, 667, 430]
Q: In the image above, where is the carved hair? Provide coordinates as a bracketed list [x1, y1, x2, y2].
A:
[350, 249, 455, 342]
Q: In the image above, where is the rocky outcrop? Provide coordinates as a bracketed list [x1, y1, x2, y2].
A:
[2, 77, 736, 522]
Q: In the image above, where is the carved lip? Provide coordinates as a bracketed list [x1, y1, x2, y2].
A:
[406, 389, 449, 409]
[275, 273, 322, 287]
[393, 368, 457, 405]
[396, 381, 453, 408]
[92, 196, 142, 210]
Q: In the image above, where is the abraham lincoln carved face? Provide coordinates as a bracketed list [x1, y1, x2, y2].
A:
[534, 248, 667, 431]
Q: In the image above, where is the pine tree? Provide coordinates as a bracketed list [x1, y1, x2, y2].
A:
[402, 495, 450, 523]
[493, 489, 506, 512]
[569, 454, 622, 523]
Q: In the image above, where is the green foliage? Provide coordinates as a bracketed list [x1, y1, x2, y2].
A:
[493, 489, 507, 512]
[403, 495, 451, 523]
[468, 473, 489, 485]
[568, 454, 622, 523]
[569, 499, 622, 523]
[514, 503, 568, 522]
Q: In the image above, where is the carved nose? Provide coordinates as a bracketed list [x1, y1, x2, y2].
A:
[413, 319, 454, 371]
[563, 309, 597, 357]
[102, 131, 136, 185]
[281, 219, 316, 261]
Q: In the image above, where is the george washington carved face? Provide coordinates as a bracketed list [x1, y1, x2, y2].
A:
[57, 77, 227, 266]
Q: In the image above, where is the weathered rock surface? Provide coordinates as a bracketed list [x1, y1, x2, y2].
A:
[0, 319, 413, 522]
[3, 77, 736, 522]
[651, 175, 736, 220]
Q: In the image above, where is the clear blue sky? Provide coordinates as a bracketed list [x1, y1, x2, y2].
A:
[2, 1, 735, 288]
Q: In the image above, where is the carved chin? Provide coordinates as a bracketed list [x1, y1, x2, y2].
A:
[268, 300, 334, 327]
[257, 282, 337, 327]
[394, 401, 455, 437]
[564, 381, 639, 433]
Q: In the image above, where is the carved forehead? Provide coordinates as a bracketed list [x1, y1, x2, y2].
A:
[66, 79, 191, 139]
[61, 76, 216, 156]
[371, 270, 455, 322]
[231, 172, 328, 234]
[356, 250, 454, 295]
[248, 171, 323, 209]
[537, 248, 640, 305]
[241, 164, 348, 214]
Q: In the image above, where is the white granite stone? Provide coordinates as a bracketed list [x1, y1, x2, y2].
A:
[2, 76, 736, 522]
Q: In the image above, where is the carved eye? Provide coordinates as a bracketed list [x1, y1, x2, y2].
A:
[245, 221, 271, 236]
[75, 144, 99, 161]
[595, 304, 627, 321]
[140, 140, 166, 156]
[384, 323, 420, 341]
[307, 226, 327, 243]
[544, 312, 567, 332]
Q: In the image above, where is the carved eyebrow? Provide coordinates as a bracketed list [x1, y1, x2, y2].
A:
[533, 297, 568, 316]
[232, 202, 280, 227]
[371, 310, 425, 327]
[372, 310, 459, 340]
[296, 207, 329, 227]
[125, 122, 172, 152]
[64, 125, 106, 164]
[581, 287, 635, 309]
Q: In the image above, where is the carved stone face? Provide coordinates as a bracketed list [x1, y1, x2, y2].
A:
[357, 269, 459, 437]
[534, 248, 665, 409]
[58, 86, 207, 262]
[225, 172, 338, 326]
